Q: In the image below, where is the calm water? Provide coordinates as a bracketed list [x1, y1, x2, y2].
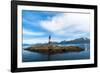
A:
[22, 43, 90, 62]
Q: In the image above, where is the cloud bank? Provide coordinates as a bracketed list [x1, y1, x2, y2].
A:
[40, 13, 90, 35]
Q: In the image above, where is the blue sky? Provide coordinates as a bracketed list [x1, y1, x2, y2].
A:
[22, 10, 90, 44]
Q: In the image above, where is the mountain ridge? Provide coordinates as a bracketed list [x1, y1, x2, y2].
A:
[23, 37, 90, 45]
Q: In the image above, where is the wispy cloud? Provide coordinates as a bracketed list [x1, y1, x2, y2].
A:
[23, 29, 45, 36]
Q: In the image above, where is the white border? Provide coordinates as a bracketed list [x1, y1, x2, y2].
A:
[17, 5, 94, 68]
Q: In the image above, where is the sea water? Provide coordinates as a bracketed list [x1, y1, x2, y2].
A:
[22, 43, 90, 62]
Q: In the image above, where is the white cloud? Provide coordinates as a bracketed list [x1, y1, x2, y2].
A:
[23, 38, 48, 44]
[23, 29, 44, 36]
[40, 13, 90, 35]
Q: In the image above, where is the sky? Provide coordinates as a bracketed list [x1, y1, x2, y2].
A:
[22, 10, 90, 44]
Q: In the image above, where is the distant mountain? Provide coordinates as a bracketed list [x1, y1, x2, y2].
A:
[23, 37, 90, 46]
[59, 37, 90, 44]
[22, 44, 30, 46]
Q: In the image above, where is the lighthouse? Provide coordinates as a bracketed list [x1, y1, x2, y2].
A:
[48, 35, 51, 44]
[48, 35, 51, 61]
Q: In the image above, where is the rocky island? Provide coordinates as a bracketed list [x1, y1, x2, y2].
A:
[25, 45, 84, 54]
[24, 36, 86, 54]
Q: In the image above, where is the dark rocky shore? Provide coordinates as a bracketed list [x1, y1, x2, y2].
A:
[25, 45, 84, 54]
